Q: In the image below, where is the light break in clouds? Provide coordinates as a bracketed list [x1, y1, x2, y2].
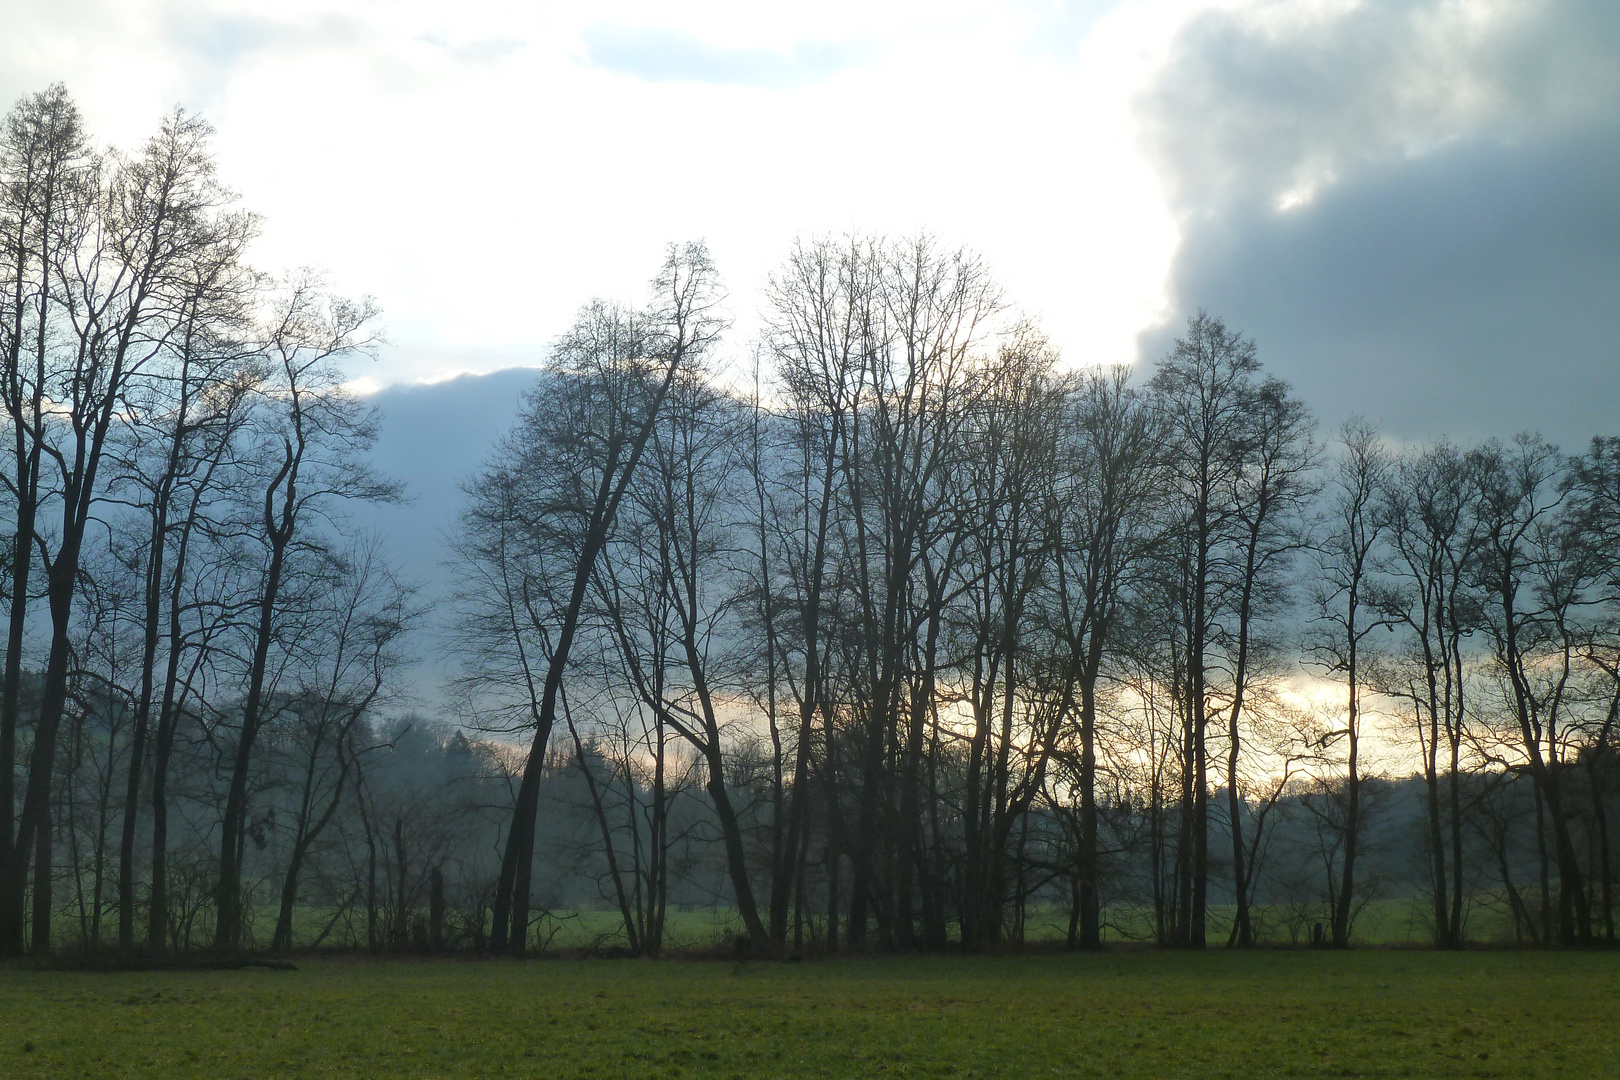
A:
[4, 0, 1616, 445]
[0, 0, 1181, 387]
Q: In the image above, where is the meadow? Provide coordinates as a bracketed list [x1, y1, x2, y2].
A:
[2, 950, 1615, 1079]
[221, 894, 1512, 955]
[484, 895, 1519, 953]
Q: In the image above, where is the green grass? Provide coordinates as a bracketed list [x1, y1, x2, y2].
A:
[57, 902, 751, 954]
[2, 951, 1616, 1078]
[535, 896, 1519, 951]
[527, 907, 751, 951]
[76, 893, 1517, 953]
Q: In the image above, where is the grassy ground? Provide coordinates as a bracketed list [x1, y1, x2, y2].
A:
[125, 895, 1511, 953]
[530, 895, 1507, 951]
[2, 950, 1616, 1078]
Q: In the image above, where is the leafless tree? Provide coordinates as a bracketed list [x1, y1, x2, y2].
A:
[213, 277, 395, 951]
[1146, 311, 1314, 947]
[461, 242, 719, 956]
[1472, 435, 1593, 943]
[1044, 364, 1166, 948]
[268, 541, 415, 952]
[2, 95, 250, 951]
[1304, 418, 1393, 946]
[0, 84, 91, 954]
[1378, 441, 1487, 948]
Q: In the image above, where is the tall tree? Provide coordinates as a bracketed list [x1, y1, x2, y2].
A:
[1380, 442, 1484, 949]
[476, 242, 720, 955]
[1045, 365, 1165, 948]
[5, 99, 245, 951]
[1305, 418, 1392, 947]
[1218, 372, 1316, 946]
[758, 235, 874, 950]
[0, 84, 92, 954]
[1147, 311, 1280, 948]
[111, 142, 257, 950]
[955, 330, 1064, 950]
[213, 277, 393, 951]
[1473, 435, 1592, 944]
[841, 234, 1000, 948]
[602, 364, 771, 949]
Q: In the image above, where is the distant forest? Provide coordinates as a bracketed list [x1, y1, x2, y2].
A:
[2, 86, 1616, 958]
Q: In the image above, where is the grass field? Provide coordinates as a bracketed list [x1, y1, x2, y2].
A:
[130, 894, 1514, 954]
[3, 950, 1617, 1078]
[520, 895, 1511, 952]
[274, 896, 1501, 953]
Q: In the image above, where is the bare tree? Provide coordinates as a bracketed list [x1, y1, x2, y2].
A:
[1044, 365, 1166, 948]
[1473, 435, 1592, 943]
[1146, 311, 1312, 947]
[269, 541, 414, 952]
[468, 242, 719, 956]
[1379, 441, 1486, 948]
[213, 277, 394, 951]
[0, 84, 91, 954]
[841, 234, 1001, 948]
[593, 360, 776, 948]
[954, 331, 1064, 950]
[1304, 418, 1392, 946]
[758, 235, 875, 950]
[1219, 375, 1316, 946]
[110, 160, 257, 950]
[3, 98, 247, 951]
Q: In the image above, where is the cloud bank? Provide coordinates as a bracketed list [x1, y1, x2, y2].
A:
[1139, 0, 1620, 445]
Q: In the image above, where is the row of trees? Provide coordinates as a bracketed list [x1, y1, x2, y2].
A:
[456, 235, 1620, 955]
[0, 86, 410, 956]
[4, 86, 1617, 957]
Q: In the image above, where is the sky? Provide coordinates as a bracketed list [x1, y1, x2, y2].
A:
[4, 0, 1617, 446]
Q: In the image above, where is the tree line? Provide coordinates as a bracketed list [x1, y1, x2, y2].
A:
[0, 86, 411, 956]
[3, 86, 1617, 958]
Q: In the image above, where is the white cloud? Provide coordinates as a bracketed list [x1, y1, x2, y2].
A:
[1138, 0, 1620, 218]
[0, 0, 1247, 384]
[14, 2, 1604, 386]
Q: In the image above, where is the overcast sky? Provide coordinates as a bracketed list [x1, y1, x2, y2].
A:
[5, 0, 1616, 445]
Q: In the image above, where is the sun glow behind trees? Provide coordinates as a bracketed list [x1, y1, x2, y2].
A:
[3, 80, 1619, 961]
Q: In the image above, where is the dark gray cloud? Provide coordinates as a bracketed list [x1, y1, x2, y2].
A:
[582, 25, 865, 89]
[350, 368, 539, 703]
[1139, 0, 1620, 447]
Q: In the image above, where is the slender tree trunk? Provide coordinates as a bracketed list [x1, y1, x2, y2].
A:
[1078, 684, 1101, 949]
[491, 332, 684, 955]
[272, 733, 356, 953]
[214, 529, 290, 952]
[1333, 679, 1361, 948]
[18, 556, 82, 952]
[1423, 701, 1450, 947]
[1224, 568, 1261, 947]
[0, 476, 38, 954]
[564, 703, 640, 954]
[1589, 752, 1615, 941]
[429, 868, 445, 953]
